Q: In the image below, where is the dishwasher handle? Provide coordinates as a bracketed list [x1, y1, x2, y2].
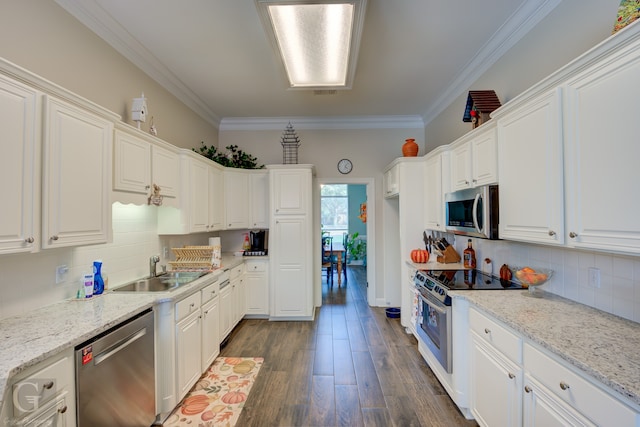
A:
[94, 327, 148, 365]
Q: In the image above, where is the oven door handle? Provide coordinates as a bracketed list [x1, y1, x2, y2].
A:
[472, 193, 482, 234]
[419, 293, 448, 314]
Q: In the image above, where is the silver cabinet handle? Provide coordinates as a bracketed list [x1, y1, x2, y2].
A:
[25, 237, 34, 243]
[559, 381, 570, 390]
[484, 328, 491, 334]
[524, 385, 532, 393]
[43, 381, 54, 390]
[58, 405, 68, 414]
[508, 372, 515, 379]
[465, 180, 470, 184]
[548, 230, 556, 236]
[145, 185, 151, 190]
[51, 235, 59, 241]
[569, 232, 578, 238]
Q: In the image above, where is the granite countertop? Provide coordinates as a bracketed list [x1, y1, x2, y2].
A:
[0, 254, 246, 411]
[452, 290, 640, 407]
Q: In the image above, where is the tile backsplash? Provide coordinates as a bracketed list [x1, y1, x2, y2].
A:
[452, 236, 640, 323]
[0, 203, 211, 320]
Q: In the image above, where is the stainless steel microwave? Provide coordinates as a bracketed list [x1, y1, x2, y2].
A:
[444, 184, 499, 239]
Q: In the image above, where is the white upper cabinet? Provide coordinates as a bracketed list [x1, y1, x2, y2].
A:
[271, 167, 309, 215]
[496, 88, 565, 246]
[42, 95, 113, 249]
[189, 156, 210, 233]
[0, 74, 39, 254]
[450, 121, 498, 192]
[562, 39, 640, 254]
[113, 127, 179, 199]
[384, 164, 400, 198]
[249, 171, 269, 229]
[224, 170, 250, 229]
[208, 165, 224, 231]
[424, 149, 448, 232]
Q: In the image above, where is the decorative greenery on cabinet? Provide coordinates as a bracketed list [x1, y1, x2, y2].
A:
[194, 142, 264, 169]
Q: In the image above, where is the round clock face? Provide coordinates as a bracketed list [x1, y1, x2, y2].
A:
[338, 159, 353, 174]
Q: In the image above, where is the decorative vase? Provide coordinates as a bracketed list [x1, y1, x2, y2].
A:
[402, 138, 418, 157]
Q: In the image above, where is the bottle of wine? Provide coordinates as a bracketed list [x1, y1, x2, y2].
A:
[463, 239, 476, 269]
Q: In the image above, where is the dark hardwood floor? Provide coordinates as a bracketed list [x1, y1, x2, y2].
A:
[220, 266, 478, 427]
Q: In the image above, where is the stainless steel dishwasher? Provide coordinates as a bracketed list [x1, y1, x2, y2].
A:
[75, 308, 155, 426]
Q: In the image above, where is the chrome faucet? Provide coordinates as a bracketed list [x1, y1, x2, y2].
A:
[149, 255, 160, 277]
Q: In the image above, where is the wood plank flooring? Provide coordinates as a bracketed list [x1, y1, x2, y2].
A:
[220, 266, 478, 427]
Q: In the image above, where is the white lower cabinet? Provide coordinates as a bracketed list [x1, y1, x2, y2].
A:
[245, 259, 269, 317]
[175, 292, 202, 400]
[470, 332, 523, 427]
[219, 282, 233, 341]
[468, 305, 640, 427]
[200, 281, 220, 372]
[1, 348, 75, 427]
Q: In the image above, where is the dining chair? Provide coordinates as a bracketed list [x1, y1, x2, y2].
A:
[321, 236, 334, 285]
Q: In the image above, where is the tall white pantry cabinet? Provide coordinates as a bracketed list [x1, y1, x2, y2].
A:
[269, 165, 314, 320]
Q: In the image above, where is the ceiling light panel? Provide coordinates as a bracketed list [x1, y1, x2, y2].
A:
[257, 0, 366, 89]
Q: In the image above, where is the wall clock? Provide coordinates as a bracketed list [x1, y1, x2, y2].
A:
[337, 158, 353, 174]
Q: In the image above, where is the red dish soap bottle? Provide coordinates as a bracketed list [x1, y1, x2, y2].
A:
[463, 239, 476, 269]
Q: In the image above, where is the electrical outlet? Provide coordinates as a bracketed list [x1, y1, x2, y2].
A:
[55, 265, 68, 284]
[163, 247, 169, 258]
[588, 267, 601, 288]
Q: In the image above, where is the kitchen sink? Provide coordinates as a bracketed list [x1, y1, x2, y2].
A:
[112, 271, 206, 292]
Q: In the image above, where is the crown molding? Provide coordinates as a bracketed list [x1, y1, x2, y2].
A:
[54, 0, 221, 128]
[422, 0, 562, 126]
[219, 115, 424, 131]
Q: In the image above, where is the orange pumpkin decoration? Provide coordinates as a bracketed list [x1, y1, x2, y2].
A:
[181, 395, 210, 416]
[224, 357, 243, 365]
[221, 390, 247, 405]
[410, 249, 430, 264]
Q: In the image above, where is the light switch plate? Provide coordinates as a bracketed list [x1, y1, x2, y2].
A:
[588, 267, 601, 288]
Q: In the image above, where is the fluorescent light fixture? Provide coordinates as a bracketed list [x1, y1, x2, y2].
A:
[256, 0, 367, 89]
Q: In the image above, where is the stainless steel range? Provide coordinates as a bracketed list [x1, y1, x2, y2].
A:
[413, 269, 522, 373]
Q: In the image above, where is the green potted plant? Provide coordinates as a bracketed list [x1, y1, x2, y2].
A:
[194, 142, 264, 169]
[345, 232, 366, 266]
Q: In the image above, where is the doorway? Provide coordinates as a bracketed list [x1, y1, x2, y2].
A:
[315, 177, 375, 307]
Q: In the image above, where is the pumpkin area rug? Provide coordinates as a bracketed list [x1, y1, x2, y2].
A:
[163, 357, 264, 427]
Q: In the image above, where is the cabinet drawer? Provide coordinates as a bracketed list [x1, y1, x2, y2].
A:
[245, 260, 267, 273]
[524, 343, 639, 426]
[229, 264, 244, 279]
[13, 351, 73, 417]
[201, 281, 219, 304]
[176, 292, 201, 322]
[470, 307, 522, 363]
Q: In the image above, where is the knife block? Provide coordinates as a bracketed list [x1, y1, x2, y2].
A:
[437, 245, 461, 264]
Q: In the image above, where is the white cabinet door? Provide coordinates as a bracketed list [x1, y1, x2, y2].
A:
[42, 96, 112, 249]
[450, 141, 473, 192]
[20, 392, 71, 427]
[235, 275, 246, 324]
[472, 125, 498, 187]
[175, 309, 202, 400]
[0, 75, 38, 254]
[209, 166, 224, 230]
[424, 153, 444, 231]
[219, 284, 233, 341]
[189, 157, 209, 233]
[563, 49, 640, 253]
[470, 332, 522, 427]
[271, 169, 309, 215]
[384, 164, 400, 197]
[450, 123, 498, 192]
[224, 170, 249, 229]
[271, 216, 311, 317]
[523, 376, 595, 427]
[497, 89, 564, 245]
[201, 297, 219, 372]
[152, 144, 179, 198]
[250, 171, 269, 228]
[245, 260, 269, 316]
[113, 129, 151, 194]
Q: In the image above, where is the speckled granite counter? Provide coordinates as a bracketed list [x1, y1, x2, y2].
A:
[0, 254, 246, 411]
[451, 290, 640, 407]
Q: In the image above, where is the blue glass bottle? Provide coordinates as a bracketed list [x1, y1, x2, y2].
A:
[93, 260, 104, 295]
